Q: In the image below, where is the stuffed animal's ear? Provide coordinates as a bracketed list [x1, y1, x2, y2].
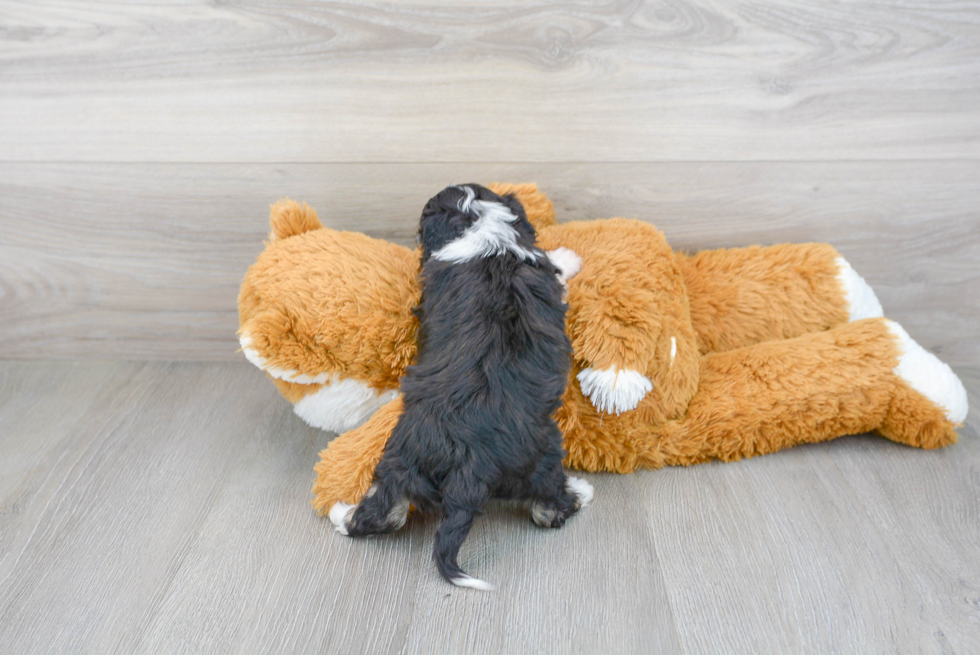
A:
[268, 198, 323, 241]
[488, 183, 557, 230]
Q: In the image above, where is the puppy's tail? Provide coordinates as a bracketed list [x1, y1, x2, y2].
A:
[268, 198, 323, 241]
[434, 507, 493, 591]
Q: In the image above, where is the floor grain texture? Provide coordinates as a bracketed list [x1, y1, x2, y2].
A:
[1, 162, 977, 364]
[1, 1, 978, 162]
[0, 361, 977, 654]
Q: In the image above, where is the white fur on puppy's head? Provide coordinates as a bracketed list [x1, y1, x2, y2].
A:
[423, 185, 540, 264]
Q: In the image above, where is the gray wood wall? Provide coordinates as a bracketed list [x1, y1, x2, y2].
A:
[2, 1, 977, 365]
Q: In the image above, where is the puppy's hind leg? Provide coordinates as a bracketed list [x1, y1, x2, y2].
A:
[527, 449, 594, 529]
[330, 466, 411, 537]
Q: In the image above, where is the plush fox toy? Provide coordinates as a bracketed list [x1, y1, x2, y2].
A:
[238, 183, 968, 519]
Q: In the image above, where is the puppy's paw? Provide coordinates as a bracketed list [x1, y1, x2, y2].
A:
[577, 367, 653, 414]
[565, 476, 594, 509]
[529, 501, 565, 529]
[328, 501, 356, 536]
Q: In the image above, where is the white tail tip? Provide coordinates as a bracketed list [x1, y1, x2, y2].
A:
[450, 575, 494, 591]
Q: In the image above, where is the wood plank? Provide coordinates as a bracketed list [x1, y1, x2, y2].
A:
[641, 370, 980, 653]
[1, 161, 977, 365]
[0, 360, 683, 653]
[1, 1, 978, 162]
[0, 361, 288, 653]
[0, 363, 976, 652]
[398, 476, 682, 655]
[0, 361, 131, 500]
[135, 474, 682, 653]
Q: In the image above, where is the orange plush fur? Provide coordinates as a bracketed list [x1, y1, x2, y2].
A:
[236, 184, 967, 514]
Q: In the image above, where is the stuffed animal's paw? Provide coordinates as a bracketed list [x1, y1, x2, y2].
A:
[836, 256, 883, 322]
[887, 320, 968, 423]
[576, 367, 653, 414]
[546, 247, 583, 286]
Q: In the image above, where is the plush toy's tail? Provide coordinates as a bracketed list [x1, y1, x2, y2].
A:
[268, 198, 323, 241]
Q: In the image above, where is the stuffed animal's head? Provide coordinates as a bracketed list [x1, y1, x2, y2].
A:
[238, 200, 422, 433]
[238, 184, 559, 434]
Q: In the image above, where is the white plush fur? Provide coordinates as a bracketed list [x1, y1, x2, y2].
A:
[239, 334, 333, 384]
[240, 333, 397, 433]
[293, 382, 399, 434]
[886, 320, 968, 424]
[565, 476, 594, 507]
[836, 256, 883, 321]
[577, 367, 653, 414]
[546, 247, 583, 285]
[329, 501, 355, 535]
[432, 186, 539, 263]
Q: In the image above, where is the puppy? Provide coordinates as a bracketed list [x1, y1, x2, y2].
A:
[330, 184, 593, 590]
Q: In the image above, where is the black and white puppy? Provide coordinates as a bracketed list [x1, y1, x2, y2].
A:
[330, 184, 593, 590]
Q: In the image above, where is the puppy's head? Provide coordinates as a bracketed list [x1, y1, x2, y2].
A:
[418, 184, 537, 264]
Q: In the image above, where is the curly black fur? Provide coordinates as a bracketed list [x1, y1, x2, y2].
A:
[339, 184, 588, 589]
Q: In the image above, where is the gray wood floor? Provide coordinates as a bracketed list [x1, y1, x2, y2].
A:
[1, 161, 978, 365]
[0, 361, 977, 653]
[2, 0, 979, 652]
[2, 1, 978, 163]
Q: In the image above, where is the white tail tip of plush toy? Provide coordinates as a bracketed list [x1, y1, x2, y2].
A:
[449, 574, 494, 591]
[887, 320, 968, 424]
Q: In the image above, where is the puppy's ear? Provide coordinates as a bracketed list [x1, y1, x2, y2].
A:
[502, 193, 537, 240]
[418, 186, 473, 262]
[499, 193, 527, 220]
[418, 206, 451, 264]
